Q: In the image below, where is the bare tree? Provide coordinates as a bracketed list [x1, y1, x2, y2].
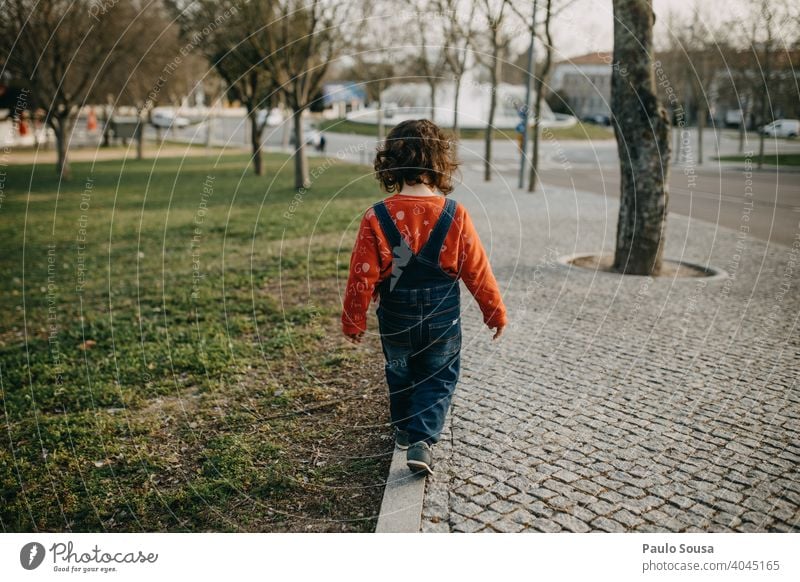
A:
[662, 3, 724, 167]
[0, 0, 174, 179]
[738, 0, 798, 168]
[611, 0, 671, 276]
[686, 5, 712, 166]
[656, 9, 691, 160]
[347, 57, 396, 140]
[168, 0, 277, 175]
[475, 0, 514, 182]
[112, 20, 198, 160]
[529, 0, 551, 193]
[247, 0, 349, 189]
[437, 0, 477, 138]
[510, 0, 574, 192]
[404, 0, 449, 122]
[343, 1, 404, 141]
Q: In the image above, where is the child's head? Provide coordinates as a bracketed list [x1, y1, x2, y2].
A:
[374, 119, 459, 195]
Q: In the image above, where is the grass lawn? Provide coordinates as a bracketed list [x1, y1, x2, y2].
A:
[0, 152, 391, 532]
[714, 153, 800, 167]
[318, 118, 614, 141]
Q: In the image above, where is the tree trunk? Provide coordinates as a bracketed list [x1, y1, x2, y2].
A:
[697, 103, 704, 165]
[292, 109, 310, 189]
[484, 58, 500, 182]
[136, 122, 144, 160]
[696, 56, 706, 166]
[738, 99, 747, 153]
[102, 104, 113, 147]
[281, 105, 291, 151]
[611, 0, 671, 276]
[529, 0, 553, 193]
[680, 85, 692, 164]
[377, 80, 385, 141]
[757, 42, 774, 170]
[32, 118, 40, 148]
[429, 80, 437, 122]
[250, 109, 264, 176]
[738, 120, 744, 153]
[136, 110, 147, 160]
[451, 73, 462, 158]
[529, 89, 543, 192]
[51, 116, 72, 180]
[205, 112, 213, 149]
[452, 73, 461, 140]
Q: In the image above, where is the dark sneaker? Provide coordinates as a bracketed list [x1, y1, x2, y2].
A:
[406, 441, 434, 476]
[395, 429, 410, 450]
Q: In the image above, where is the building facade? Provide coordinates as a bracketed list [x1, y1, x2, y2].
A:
[550, 52, 613, 119]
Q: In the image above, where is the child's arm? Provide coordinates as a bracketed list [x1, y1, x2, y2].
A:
[341, 210, 382, 343]
[456, 206, 507, 338]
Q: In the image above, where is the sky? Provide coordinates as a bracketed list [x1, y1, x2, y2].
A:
[550, 0, 754, 59]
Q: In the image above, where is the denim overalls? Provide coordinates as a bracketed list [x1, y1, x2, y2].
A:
[373, 197, 461, 445]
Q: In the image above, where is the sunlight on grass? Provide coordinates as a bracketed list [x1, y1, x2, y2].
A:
[0, 152, 390, 532]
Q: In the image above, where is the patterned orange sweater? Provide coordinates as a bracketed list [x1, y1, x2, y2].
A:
[342, 193, 507, 335]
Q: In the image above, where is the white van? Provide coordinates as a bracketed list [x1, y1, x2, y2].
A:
[724, 109, 743, 128]
[761, 119, 799, 138]
[151, 109, 190, 129]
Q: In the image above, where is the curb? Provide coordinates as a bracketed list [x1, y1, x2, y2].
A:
[374, 446, 427, 533]
[556, 253, 729, 281]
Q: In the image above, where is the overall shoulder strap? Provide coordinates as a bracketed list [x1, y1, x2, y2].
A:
[419, 197, 457, 263]
[372, 201, 402, 249]
[374, 201, 414, 294]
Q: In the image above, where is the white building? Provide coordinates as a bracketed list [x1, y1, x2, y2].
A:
[550, 52, 612, 120]
[346, 72, 559, 129]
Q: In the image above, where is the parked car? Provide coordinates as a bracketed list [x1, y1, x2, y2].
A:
[151, 110, 190, 129]
[289, 122, 321, 147]
[760, 119, 799, 138]
[549, 113, 579, 128]
[724, 109, 744, 128]
[383, 102, 398, 119]
[581, 114, 611, 126]
[256, 107, 283, 127]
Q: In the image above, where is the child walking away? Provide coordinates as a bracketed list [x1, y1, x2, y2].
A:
[342, 119, 507, 476]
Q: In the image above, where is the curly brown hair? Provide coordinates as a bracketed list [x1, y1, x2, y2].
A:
[373, 119, 460, 195]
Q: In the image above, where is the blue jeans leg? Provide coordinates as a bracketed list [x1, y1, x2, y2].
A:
[406, 329, 461, 445]
[379, 328, 415, 432]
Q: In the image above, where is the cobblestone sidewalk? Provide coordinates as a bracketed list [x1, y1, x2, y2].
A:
[421, 169, 800, 533]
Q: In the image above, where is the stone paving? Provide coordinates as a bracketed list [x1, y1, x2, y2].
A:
[420, 168, 800, 533]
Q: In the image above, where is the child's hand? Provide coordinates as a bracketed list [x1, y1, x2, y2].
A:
[490, 325, 505, 340]
[344, 331, 364, 344]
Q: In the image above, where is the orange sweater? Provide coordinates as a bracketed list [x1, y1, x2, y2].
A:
[342, 193, 507, 335]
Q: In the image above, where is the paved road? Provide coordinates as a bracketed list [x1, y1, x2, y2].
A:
[138, 119, 800, 247]
[96, 118, 800, 245]
[420, 167, 800, 533]
[320, 127, 800, 246]
[534, 164, 800, 247]
[453, 132, 800, 247]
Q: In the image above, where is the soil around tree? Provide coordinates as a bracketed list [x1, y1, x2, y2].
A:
[566, 253, 722, 278]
